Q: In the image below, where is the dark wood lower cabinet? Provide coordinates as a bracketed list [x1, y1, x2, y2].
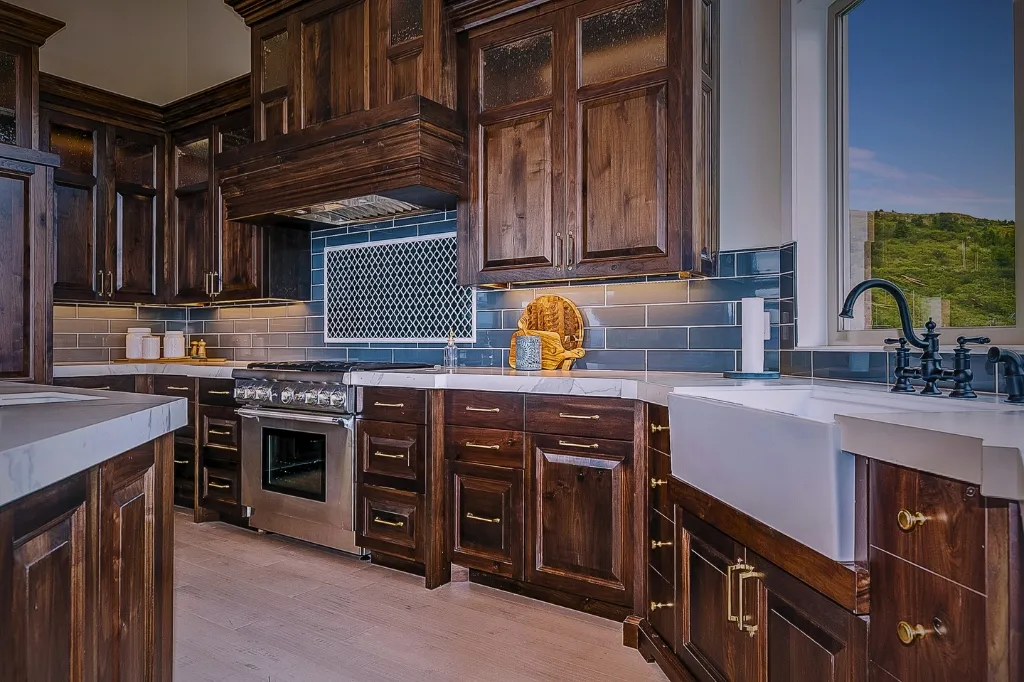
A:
[0, 434, 173, 682]
[449, 461, 523, 579]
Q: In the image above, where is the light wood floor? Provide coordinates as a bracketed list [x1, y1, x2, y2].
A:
[173, 511, 668, 682]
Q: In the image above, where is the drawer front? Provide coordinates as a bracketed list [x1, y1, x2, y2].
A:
[870, 460, 985, 591]
[648, 403, 670, 454]
[648, 564, 676, 648]
[173, 441, 195, 507]
[201, 462, 241, 514]
[648, 507, 674, 582]
[154, 375, 197, 397]
[526, 394, 635, 440]
[445, 425, 524, 468]
[649, 449, 671, 517]
[869, 549, 985, 682]
[359, 387, 426, 424]
[358, 420, 424, 484]
[200, 405, 241, 459]
[357, 484, 422, 561]
[199, 378, 237, 406]
[445, 391, 524, 430]
[53, 375, 135, 393]
[450, 462, 523, 579]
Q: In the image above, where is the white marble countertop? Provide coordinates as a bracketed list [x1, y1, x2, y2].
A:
[347, 367, 819, 406]
[0, 381, 188, 508]
[54, 361, 247, 379]
[838, 410, 1024, 501]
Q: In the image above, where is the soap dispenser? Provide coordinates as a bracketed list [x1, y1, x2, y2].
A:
[444, 329, 458, 370]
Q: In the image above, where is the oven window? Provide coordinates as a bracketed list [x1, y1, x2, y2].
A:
[262, 427, 327, 502]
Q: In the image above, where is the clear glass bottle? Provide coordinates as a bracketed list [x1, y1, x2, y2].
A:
[443, 329, 459, 370]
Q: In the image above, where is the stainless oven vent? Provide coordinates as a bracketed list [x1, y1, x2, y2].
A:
[277, 195, 430, 227]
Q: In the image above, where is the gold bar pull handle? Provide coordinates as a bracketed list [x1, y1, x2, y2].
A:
[559, 440, 599, 449]
[166, 386, 191, 391]
[726, 561, 744, 624]
[466, 406, 500, 413]
[897, 509, 928, 532]
[650, 478, 668, 489]
[558, 413, 599, 420]
[465, 442, 500, 450]
[97, 270, 105, 297]
[651, 540, 673, 550]
[555, 232, 562, 268]
[650, 423, 669, 433]
[373, 451, 405, 459]
[107, 271, 114, 297]
[737, 569, 765, 636]
[374, 402, 405, 408]
[208, 481, 231, 490]
[649, 601, 672, 611]
[208, 390, 232, 396]
[208, 429, 232, 436]
[173, 459, 189, 465]
[373, 516, 405, 528]
[465, 512, 501, 524]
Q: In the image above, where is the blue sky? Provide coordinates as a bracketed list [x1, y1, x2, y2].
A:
[847, 0, 1015, 220]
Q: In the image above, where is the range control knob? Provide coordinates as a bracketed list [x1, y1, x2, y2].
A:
[242, 386, 256, 400]
[255, 386, 272, 401]
[303, 390, 319, 405]
[280, 387, 295, 404]
[329, 390, 346, 409]
[317, 389, 332, 407]
[233, 386, 246, 400]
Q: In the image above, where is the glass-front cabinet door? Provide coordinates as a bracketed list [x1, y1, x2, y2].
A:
[111, 129, 161, 302]
[0, 39, 31, 149]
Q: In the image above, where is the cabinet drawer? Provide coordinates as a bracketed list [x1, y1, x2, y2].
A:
[649, 507, 674, 582]
[357, 420, 424, 486]
[53, 374, 135, 393]
[154, 375, 197, 397]
[870, 460, 985, 591]
[172, 440, 195, 474]
[357, 484, 423, 561]
[526, 394, 635, 440]
[359, 387, 426, 424]
[648, 564, 676, 648]
[201, 462, 241, 514]
[648, 403, 670, 454]
[869, 549, 985, 682]
[445, 425, 524, 468]
[445, 391, 524, 430]
[199, 378, 237, 406]
[449, 461, 523, 579]
[649, 449, 671, 517]
[200, 404, 241, 459]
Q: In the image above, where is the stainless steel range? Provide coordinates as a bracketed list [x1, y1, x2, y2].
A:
[232, 361, 433, 554]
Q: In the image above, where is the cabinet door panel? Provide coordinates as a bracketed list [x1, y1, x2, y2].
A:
[527, 435, 633, 605]
[449, 461, 523, 578]
[0, 474, 88, 682]
[54, 181, 101, 300]
[172, 190, 211, 302]
[300, 1, 367, 127]
[572, 86, 670, 273]
[98, 448, 157, 682]
[0, 168, 32, 378]
[114, 190, 158, 300]
[679, 513, 758, 682]
[216, 212, 261, 301]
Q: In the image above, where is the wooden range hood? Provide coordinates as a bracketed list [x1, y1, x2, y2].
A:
[219, 0, 465, 225]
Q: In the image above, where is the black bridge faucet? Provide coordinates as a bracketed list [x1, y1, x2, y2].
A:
[839, 279, 947, 395]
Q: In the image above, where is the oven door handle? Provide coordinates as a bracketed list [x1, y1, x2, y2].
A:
[237, 407, 349, 426]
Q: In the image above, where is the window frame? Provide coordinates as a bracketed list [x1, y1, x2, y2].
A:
[826, 0, 1024, 346]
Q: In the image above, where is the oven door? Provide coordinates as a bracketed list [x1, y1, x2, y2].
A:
[238, 407, 358, 552]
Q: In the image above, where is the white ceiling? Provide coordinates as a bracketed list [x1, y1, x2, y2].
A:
[7, 0, 251, 104]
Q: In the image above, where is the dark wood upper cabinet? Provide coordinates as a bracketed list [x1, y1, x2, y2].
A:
[457, 0, 718, 285]
[111, 127, 162, 302]
[0, 4, 63, 150]
[230, 0, 455, 141]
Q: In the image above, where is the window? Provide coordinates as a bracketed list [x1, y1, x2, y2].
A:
[828, 0, 1022, 344]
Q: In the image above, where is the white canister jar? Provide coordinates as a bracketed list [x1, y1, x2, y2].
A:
[126, 327, 151, 360]
[141, 335, 161, 360]
[164, 331, 186, 359]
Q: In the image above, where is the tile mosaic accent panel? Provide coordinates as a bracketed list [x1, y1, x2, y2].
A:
[324, 233, 475, 342]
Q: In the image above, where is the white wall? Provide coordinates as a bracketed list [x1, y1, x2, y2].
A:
[7, 0, 249, 104]
[186, 0, 250, 95]
[718, 0, 785, 250]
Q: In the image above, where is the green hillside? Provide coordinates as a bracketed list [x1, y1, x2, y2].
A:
[866, 211, 1016, 329]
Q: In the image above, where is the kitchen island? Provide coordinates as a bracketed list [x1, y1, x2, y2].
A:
[0, 381, 187, 682]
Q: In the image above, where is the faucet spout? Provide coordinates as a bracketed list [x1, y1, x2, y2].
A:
[839, 279, 928, 350]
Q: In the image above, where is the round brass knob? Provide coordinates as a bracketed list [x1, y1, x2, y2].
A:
[897, 621, 929, 645]
[897, 509, 927, 532]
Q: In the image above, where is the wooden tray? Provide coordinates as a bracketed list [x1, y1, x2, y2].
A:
[509, 294, 586, 370]
[113, 357, 228, 364]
